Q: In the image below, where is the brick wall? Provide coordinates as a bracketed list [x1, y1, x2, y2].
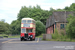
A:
[56, 22, 66, 34]
[46, 25, 54, 34]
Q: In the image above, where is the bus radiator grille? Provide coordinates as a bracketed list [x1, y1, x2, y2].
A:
[25, 33, 28, 38]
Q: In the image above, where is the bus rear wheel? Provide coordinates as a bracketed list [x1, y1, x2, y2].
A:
[33, 38, 35, 41]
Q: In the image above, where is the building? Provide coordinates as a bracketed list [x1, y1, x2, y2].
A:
[46, 11, 74, 34]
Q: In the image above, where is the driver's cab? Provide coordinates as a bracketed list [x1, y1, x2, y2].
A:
[26, 29, 32, 33]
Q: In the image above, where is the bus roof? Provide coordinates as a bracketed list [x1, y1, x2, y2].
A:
[22, 18, 35, 21]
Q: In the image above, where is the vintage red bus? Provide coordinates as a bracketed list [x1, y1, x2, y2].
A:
[20, 18, 35, 41]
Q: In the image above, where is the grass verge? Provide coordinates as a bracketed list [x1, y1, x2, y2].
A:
[8, 35, 20, 38]
[0, 34, 20, 38]
[36, 34, 43, 38]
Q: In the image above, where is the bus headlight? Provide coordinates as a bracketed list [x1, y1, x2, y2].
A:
[29, 35, 33, 38]
[30, 35, 33, 37]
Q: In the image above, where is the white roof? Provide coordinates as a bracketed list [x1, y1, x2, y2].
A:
[22, 18, 35, 21]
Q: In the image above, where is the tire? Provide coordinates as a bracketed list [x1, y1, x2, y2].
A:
[30, 38, 32, 41]
[20, 38, 22, 41]
[24, 39, 27, 41]
[20, 38, 24, 41]
[33, 38, 35, 41]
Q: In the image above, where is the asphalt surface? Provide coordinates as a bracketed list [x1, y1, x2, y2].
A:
[0, 38, 75, 50]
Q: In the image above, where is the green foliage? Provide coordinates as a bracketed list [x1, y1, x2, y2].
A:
[10, 20, 21, 35]
[64, 6, 70, 11]
[8, 35, 20, 38]
[66, 15, 75, 39]
[36, 34, 43, 38]
[1, 3, 75, 37]
[0, 21, 11, 35]
[52, 29, 59, 39]
[36, 21, 46, 36]
[61, 30, 65, 36]
[17, 5, 52, 25]
[56, 9, 65, 11]
[51, 29, 69, 41]
[64, 3, 75, 11]
[70, 3, 75, 11]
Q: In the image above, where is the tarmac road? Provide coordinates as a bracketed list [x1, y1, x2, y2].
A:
[0, 38, 75, 50]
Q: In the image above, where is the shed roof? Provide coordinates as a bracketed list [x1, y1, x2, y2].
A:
[53, 11, 74, 23]
[46, 11, 74, 28]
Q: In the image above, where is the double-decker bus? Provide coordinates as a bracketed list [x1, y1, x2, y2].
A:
[20, 18, 35, 41]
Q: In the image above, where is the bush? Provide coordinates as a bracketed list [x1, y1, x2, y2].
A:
[51, 29, 68, 40]
[52, 29, 59, 39]
[36, 21, 46, 36]
[66, 15, 75, 39]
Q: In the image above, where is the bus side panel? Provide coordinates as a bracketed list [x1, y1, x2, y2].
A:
[20, 33, 24, 37]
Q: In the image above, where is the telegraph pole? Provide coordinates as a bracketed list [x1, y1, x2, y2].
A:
[65, 11, 66, 34]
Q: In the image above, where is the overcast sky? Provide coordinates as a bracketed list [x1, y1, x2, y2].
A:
[0, 0, 74, 24]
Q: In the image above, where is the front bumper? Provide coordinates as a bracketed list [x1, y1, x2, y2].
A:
[20, 35, 33, 39]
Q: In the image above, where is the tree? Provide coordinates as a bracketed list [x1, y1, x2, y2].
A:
[66, 15, 75, 39]
[64, 6, 70, 11]
[0, 21, 5, 33]
[36, 21, 46, 36]
[64, 3, 75, 11]
[17, 5, 50, 25]
[11, 20, 21, 35]
[70, 3, 75, 11]
[56, 9, 65, 11]
[0, 21, 11, 35]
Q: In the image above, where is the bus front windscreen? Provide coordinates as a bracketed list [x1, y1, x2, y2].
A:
[28, 29, 32, 33]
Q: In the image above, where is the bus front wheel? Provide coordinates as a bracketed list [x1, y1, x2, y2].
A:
[30, 38, 32, 41]
[20, 38, 23, 41]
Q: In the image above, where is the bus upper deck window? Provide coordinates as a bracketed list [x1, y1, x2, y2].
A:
[33, 21, 35, 24]
[22, 20, 26, 23]
[27, 20, 32, 23]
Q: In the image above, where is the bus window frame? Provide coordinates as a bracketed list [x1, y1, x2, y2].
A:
[32, 20, 35, 24]
[21, 28, 26, 33]
[22, 20, 26, 23]
[27, 20, 32, 23]
[27, 29, 32, 33]
[23, 24, 30, 27]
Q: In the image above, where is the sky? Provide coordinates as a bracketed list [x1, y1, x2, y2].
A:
[0, 0, 74, 24]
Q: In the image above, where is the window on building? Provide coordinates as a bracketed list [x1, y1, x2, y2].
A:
[21, 28, 26, 33]
[60, 24, 64, 29]
[22, 20, 26, 23]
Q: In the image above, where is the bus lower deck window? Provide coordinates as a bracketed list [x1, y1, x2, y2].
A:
[21, 28, 26, 33]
